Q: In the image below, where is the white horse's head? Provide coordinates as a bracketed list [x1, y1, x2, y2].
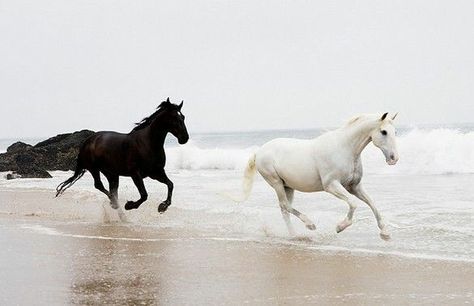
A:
[370, 113, 399, 165]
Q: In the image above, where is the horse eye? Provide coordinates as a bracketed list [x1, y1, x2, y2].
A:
[381, 130, 387, 136]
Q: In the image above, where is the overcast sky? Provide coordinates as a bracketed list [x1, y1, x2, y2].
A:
[1, 0, 473, 138]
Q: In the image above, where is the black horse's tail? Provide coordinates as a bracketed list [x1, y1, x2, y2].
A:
[56, 163, 86, 197]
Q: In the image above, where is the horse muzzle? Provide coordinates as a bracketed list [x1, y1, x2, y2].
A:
[178, 135, 189, 145]
[386, 153, 399, 165]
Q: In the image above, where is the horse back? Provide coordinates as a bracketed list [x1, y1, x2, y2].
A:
[79, 131, 160, 176]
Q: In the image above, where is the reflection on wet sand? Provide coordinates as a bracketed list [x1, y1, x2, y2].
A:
[69, 225, 165, 305]
[1, 219, 472, 305]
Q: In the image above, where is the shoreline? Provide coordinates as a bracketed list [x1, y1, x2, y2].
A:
[0, 185, 473, 264]
[3, 213, 473, 265]
[0, 216, 473, 305]
[0, 187, 473, 304]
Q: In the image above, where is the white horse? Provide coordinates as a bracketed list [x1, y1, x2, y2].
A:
[235, 112, 398, 240]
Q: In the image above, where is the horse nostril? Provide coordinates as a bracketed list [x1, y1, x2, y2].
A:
[390, 154, 395, 160]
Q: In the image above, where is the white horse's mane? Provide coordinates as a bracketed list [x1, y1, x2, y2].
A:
[319, 113, 393, 136]
[343, 114, 393, 129]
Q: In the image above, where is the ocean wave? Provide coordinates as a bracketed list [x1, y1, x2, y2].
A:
[166, 144, 259, 170]
[165, 129, 474, 175]
[363, 128, 474, 175]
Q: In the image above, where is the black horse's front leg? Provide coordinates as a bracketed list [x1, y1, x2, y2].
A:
[152, 170, 173, 213]
[124, 174, 148, 210]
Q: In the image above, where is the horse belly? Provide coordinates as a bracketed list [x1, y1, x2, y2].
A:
[256, 139, 323, 192]
[83, 133, 133, 175]
[277, 164, 323, 192]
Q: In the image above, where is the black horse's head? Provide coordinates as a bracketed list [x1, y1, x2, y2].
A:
[133, 98, 189, 144]
[157, 98, 189, 144]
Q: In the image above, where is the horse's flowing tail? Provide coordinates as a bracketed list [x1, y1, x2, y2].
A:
[223, 153, 257, 202]
[55, 163, 86, 197]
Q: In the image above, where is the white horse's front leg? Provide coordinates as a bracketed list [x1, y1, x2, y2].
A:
[350, 184, 390, 241]
[324, 181, 358, 233]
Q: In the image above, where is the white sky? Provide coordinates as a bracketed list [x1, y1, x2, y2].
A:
[1, 0, 473, 138]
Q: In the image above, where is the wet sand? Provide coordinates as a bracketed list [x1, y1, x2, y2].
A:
[0, 215, 472, 305]
[1, 186, 473, 305]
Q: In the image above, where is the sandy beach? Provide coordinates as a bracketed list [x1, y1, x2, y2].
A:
[2, 0, 474, 304]
[1, 188, 473, 305]
[1, 216, 473, 305]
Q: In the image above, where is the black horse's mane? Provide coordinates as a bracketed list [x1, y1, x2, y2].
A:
[132, 101, 176, 132]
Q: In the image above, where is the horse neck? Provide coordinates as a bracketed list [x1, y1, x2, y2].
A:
[341, 119, 378, 157]
[145, 113, 169, 147]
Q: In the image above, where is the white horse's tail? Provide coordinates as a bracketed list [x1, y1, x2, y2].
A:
[222, 153, 257, 203]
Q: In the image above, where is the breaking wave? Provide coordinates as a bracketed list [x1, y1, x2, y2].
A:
[166, 128, 474, 175]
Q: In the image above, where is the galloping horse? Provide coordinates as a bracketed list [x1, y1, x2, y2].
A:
[56, 98, 189, 213]
[235, 113, 398, 240]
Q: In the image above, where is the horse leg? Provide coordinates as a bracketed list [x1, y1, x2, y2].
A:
[281, 187, 296, 235]
[280, 184, 315, 231]
[259, 172, 294, 235]
[260, 171, 316, 235]
[285, 187, 294, 204]
[106, 175, 119, 209]
[349, 184, 390, 240]
[90, 170, 110, 198]
[324, 181, 358, 233]
[285, 187, 313, 229]
[151, 170, 173, 214]
[105, 174, 128, 221]
[124, 175, 148, 210]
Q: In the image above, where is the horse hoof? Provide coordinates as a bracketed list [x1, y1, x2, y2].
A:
[336, 220, 352, 233]
[124, 201, 137, 210]
[158, 202, 170, 213]
[306, 224, 316, 231]
[380, 232, 391, 241]
[336, 224, 348, 233]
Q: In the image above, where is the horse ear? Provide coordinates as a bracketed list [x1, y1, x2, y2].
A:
[391, 112, 398, 120]
[380, 112, 388, 121]
[178, 100, 183, 110]
[166, 97, 170, 103]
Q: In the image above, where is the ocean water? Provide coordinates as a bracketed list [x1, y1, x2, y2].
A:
[0, 126, 473, 262]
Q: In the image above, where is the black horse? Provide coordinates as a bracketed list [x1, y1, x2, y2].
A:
[56, 98, 189, 213]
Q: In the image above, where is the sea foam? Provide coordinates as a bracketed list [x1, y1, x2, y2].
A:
[165, 128, 474, 175]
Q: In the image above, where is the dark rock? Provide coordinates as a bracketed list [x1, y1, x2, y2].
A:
[14, 153, 52, 178]
[7, 142, 32, 153]
[31, 130, 96, 171]
[0, 129, 95, 179]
